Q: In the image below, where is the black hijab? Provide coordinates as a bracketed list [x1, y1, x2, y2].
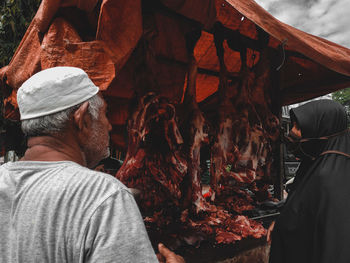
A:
[288, 100, 348, 191]
[270, 100, 350, 263]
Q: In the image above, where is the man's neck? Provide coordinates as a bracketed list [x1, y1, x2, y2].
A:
[22, 135, 86, 166]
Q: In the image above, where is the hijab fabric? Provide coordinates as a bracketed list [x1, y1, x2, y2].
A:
[270, 100, 350, 263]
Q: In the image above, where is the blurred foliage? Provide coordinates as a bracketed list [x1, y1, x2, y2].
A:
[332, 88, 350, 126]
[332, 88, 350, 106]
[0, 0, 41, 68]
[0, 0, 40, 155]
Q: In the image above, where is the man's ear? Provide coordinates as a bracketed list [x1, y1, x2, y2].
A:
[73, 101, 90, 131]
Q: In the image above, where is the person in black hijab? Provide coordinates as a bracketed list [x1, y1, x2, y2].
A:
[269, 99, 350, 263]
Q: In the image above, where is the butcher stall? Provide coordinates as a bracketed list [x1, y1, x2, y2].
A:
[2, 0, 350, 262]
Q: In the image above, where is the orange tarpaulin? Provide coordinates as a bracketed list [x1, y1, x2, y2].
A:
[1, 0, 350, 149]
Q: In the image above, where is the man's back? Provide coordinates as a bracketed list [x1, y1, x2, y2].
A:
[0, 161, 157, 263]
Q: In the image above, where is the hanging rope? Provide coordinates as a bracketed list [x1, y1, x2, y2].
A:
[276, 39, 288, 71]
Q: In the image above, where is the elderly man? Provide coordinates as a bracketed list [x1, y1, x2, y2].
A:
[0, 67, 184, 263]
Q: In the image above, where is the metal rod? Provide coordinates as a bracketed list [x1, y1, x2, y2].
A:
[250, 212, 280, 221]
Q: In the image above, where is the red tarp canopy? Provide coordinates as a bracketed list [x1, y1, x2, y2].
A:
[1, 0, 350, 149]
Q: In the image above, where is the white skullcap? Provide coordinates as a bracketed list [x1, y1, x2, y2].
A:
[17, 66, 99, 120]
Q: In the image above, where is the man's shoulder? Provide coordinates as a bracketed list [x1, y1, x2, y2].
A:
[48, 162, 133, 217]
[62, 162, 129, 193]
[0, 162, 12, 171]
[0, 160, 130, 198]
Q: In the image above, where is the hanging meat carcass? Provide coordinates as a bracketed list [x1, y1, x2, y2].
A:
[211, 23, 279, 191]
[116, 92, 188, 219]
[227, 28, 279, 197]
[210, 23, 241, 197]
[249, 28, 281, 196]
[177, 28, 213, 214]
[210, 23, 279, 214]
[115, 36, 189, 219]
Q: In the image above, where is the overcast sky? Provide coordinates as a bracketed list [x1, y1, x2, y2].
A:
[254, 0, 350, 49]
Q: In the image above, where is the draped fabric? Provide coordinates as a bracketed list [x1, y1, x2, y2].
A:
[270, 100, 350, 263]
[2, 0, 350, 149]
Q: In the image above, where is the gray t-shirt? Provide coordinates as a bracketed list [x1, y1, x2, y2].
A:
[0, 161, 158, 263]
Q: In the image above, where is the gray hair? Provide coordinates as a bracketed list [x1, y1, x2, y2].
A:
[21, 94, 104, 137]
